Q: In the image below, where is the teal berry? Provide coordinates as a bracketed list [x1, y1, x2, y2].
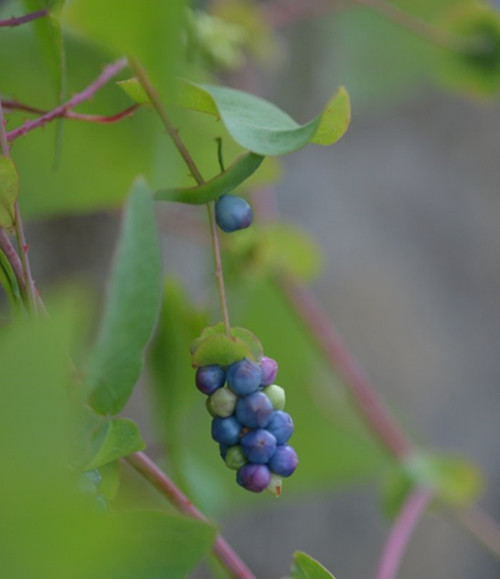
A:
[215, 194, 253, 233]
[262, 384, 286, 410]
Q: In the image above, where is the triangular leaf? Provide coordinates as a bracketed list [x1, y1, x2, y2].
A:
[87, 178, 162, 414]
[292, 552, 336, 579]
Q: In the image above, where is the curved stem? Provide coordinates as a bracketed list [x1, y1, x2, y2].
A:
[125, 452, 256, 579]
[450, 503, 500, 561]
[375, 487, 433, 579]
[129, 58, 231, 335]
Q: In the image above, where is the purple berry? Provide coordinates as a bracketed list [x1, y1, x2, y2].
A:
[226, 358, 262, 397]
[268, 445, 298, 477]
[240, 429, 277, 464]
[235, 391, 274, 429]
[260, 356, 278, 386]
[236, 463, 271, 493]
[196, 365, 225, 395]
[211, 416, 242, 446]
[215, 194, 253, 233]
[266, 411, 294, 444]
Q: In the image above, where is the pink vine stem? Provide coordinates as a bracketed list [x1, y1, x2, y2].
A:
[0, 9, 48, 28]
[6, 57, 129, 142]
[375, 487, 433, 579]
[126, 452, 256, 579]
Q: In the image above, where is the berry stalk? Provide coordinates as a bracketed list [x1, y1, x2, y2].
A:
[125, 451, 257, 579]
[130, 58, 231, 336]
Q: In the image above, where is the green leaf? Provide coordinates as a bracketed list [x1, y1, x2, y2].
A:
[0, 156, 19, 228]
[83, 417, 145, 470]
[87, 178, 162, 414]
[98, 461, 121, 500]
[435, 4, 500, 98]
[292, 552, 336, 579]
[102, 510, 216, 579]
[176, 82, 351, 155]
[155, 152, 264, 205]
[23, 0, 66, 101]
[117, 78, 151, 105]
[0, 249, 23, 312]
[190, 322, 264, 368]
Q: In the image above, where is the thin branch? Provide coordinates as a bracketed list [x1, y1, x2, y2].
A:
[2, 99, 140, 124]
[277, 272, 413, 460]
[451, 503, 500, 561]
[125, 452, 256, 579]
[6, 57, 129, 142]
[375, 487, 433, 579]
[0, 8, 48, 28]
[0, 229, 26, 292]
[129, 58, 232, 336]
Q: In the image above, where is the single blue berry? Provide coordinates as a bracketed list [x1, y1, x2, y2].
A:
[215, 194, 253, 233]
[236, 391, 274, 429]
[226, 358, 262, 396]
[211, 416, 242, 446]
[240, 429, 277, 464]
[236, 463, 271, 493]
[268, 445, 298, 477]
[260, 356, 278, 386]
[266, 411, 294, 444]
[196, 365, 225, 395]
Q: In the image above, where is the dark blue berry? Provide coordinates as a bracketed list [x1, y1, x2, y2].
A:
[226, 358, 262, 396]
[219, 444, 228, 460]
[196, 365, 225, 395]
[215, 194, 253, 233]
[240, 429, 277, 464]
[266, 411, 294, 444]
[211, 416, 242, 446]
[260, 356, 278, 386]
[268, 445, 298, 477]
[236, 463, 271, 493]
[236, 391, 274, 429]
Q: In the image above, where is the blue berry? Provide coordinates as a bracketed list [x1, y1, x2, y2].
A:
[268, 445, 298, 477]
[236, 391, 274, 429]
[211, 416, 242, 446]
[236, 463, 271, 493]
[260, 356, 278, 386]
[215, 194, 253, 233]
[196, 365, 225, 395]
[266, 411, 294, 444]
[219, 444, 228, 460]
[226, 358, 262, 396]
[240, 429, 277, 464]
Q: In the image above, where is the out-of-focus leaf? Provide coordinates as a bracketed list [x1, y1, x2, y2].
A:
[0, 156, 19, 228]
[190, 322, 263, 368]
[155, 152, 264, 205]
[435, 3, 500, 97]
[87, 178, 162, 415]
[292, 552, 336, 579]
[23, 0, 66, 100]
[99, 461, 121, 501]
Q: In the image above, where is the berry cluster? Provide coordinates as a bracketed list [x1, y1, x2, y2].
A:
[196, 356, 298, 494]
[215, 194, 253, 233]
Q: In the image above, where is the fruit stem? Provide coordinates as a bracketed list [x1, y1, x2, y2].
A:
[130, 58, 231, 336]
[125, 451, 257, 579]
[375, 486, 433, 579]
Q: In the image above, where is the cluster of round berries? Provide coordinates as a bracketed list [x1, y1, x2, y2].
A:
[215, 194, 253, 233]
[196, 356, 298, 493]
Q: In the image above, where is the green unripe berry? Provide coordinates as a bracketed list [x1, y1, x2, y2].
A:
[206, 387, 238, 417]
[224, 446, 247, 470]
[262, 384, 286, 411]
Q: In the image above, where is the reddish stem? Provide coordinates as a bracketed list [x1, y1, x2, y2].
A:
[375, 487, 433, 579]
[0, 229, 26, 292]
[125, 452, 256, 579]
[278, 273, 413, 460]
[0, 8, 48, 28]
[6, 57, 129, 142]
